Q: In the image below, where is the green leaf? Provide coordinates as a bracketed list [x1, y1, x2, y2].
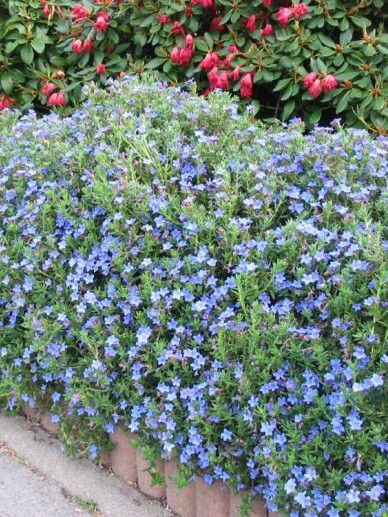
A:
[5, 40, 20, 53]
[350, 16, 371, 28]
[373, 96, 385, 111]
[340, 29, 353, 46]
[281, 84, 294, 101]
[273, 78, 292, 92]
[309, 109, 322, 124]
[318, 34, 336, 48]
[145, 57, 167, 69]
[335, 94, 349, 113]
[1, 73, 13, 94]
[20, 44, 34, 64]
[31, 38, 45, 54]
[282, 99, 295, 120]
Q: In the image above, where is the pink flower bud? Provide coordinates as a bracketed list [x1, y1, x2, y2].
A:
[210, 16, 224, 31]
[47, 91, 66, 106]
[262, 0, 272, 6]
[200, 52, 220, 72]
[82, 39, 93, 53]
[71, 3, 90, 22]
[245, 15, 256, 33]
[231, 66, 241, 81]
[171, 47, 181, 63]
[95, 13, 109, 32]
[42, 83, 56, 97]
[322, 74, 338, 93]
[96, 63, 106, 75]
[171, 21, 184, 35]
[240, 73, 253, 98]
[303, 72, 318, 89]
[277, 7, 293, 26]
[185, 34, 194, 48]
[0, 95, 12, 111]
[228, 43, 239, 53]
[261, 23, 274, 37]
[71, 39, 83, 54]
[157, 14, 171, 24]
[215, 72, 230, 90]
[308, 79, 322, 98]
[293, 3, 309, 19]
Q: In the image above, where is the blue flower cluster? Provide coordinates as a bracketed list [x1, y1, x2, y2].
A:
[0, 77, 387, 516]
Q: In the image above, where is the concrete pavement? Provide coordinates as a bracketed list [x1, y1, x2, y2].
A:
[0, 413, 171, 517]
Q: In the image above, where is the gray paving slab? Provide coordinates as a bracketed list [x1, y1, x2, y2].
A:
[0, 452, 88, 517]
[0, 413, 171, 517]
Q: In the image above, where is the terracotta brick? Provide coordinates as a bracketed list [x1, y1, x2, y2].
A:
[109, 430, 137, 484]
[136, 451, 166, 500]
[195, 479, 230, 517]
[165, 460, 196, 517]
[22, 405, 39, 421]
[229, 492, 267, 517]
[40, 414, 59, 434]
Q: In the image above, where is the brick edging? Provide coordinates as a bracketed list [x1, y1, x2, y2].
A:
[23, 407, 277, 517]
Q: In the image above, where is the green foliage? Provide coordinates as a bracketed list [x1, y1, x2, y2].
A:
[0, 0, 387, 130]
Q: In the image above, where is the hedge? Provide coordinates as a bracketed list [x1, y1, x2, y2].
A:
[0, 0, 387, 131]
[0, 76, 387, 515]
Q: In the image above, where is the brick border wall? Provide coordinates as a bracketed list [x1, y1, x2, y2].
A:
[23, 407, 279, 517]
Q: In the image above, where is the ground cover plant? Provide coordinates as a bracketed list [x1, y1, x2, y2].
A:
[0, 0, 387, 131]
[0, 76, 387, 515]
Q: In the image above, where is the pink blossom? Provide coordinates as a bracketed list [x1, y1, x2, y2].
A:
[322, 74, 338, 93]
[303, 72, 318, 89]
[293, 3, 309, 19]
[277, 7, 293, 26]
[308, 79, 322, 98]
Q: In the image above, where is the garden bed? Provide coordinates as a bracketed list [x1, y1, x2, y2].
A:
[0, 76, 387, 516]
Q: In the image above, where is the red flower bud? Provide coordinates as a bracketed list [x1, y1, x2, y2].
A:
[322, 74, 338, 93]
[191, 0, 214, 7]
[171, 47, 181, 63]
[171, 21, 184, 35]
[228, 43, 239, 53]
[82, 39, 94, 53]
[42, 3, 50, 16]
[240, 73, 253, 98]
[293, 3, 309, 19]
[208, 67, 219, 89]
[42, 83, 56, 97]
[210, 17, 224, 31]
[157, 14, 171, 24]
[308, 79, 322, 98]
[47, 91, 66, 106]
[96, 63, 106, 75]
[71, 3, 90, 22]
[185, 34, 194, 48]
[261, 23, 274, 37]
[245, 15, 256, 33]
[262, 0, 272, 6]
[200, 52, 220, 72]
[95, 13, 109, 32]
[277, 7, 293, 26]
[0, 95, 13, 111]
[71, 39, 83, 54]
[303, 72, 318, 89]
[215, 72, 230, 90]
[231, 66, 241, 81]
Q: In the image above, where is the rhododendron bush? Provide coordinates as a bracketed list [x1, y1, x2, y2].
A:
[0, 0, 387, 130]
[1, 77, 387, 515]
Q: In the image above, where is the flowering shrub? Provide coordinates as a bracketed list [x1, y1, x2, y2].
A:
[0, 0, 387, 131]
[1, 76, 387, 515]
